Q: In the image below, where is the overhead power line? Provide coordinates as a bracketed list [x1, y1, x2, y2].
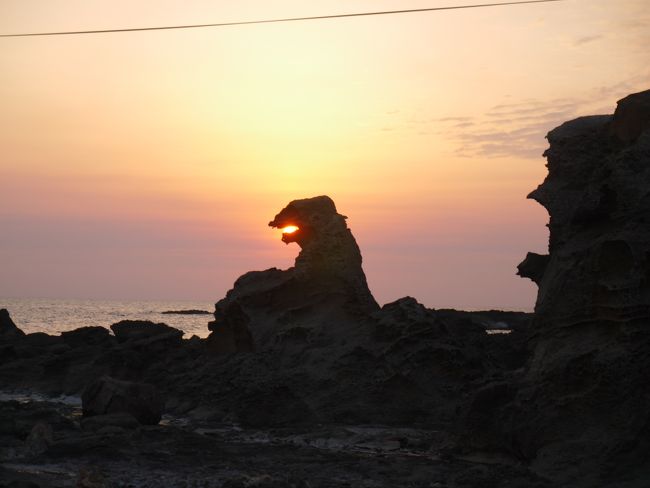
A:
[0, 0, 565, 38]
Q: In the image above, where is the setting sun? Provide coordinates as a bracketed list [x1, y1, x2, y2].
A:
[281, 225, 299, 234]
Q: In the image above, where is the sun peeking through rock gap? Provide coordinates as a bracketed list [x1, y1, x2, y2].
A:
[281, 226, 299, 234]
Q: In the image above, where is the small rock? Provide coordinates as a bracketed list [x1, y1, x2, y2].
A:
[82, 376, 163, 425]
[110, 320, 183, 345]
[24, 422, 53, 456]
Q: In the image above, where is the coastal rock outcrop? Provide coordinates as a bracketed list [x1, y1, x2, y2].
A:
[0, 309, 24, 338]
[0, 201, 538, 484]
[519, 90, 650, 328]
[207, 196, 379, 351]
[197, 196, 529, 427]
[268, 195, 378, 312]
[467, 89, 650, 484]
[110, 320, 183, 350]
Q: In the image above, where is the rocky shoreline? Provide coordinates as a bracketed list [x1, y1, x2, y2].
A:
[2, 90, 649, 487]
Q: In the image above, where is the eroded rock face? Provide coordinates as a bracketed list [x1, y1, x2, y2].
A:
[268, 195, 377, 310]
[521, 90, 650, 329]
[507, 89, 650, 482]
[208, 196, 378, 351]
[0, 309, 24, 338]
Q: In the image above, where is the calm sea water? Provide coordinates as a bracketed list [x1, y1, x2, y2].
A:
[1, 298, 214, 338]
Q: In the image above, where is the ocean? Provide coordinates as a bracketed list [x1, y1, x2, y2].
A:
[1, 297, 214, 338]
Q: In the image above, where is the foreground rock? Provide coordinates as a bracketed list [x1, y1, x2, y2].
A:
[519, 91, 650, 328]
[0, 309, 24, 338]
[82, 376, 163, 425]
[464, 89, 650, 485]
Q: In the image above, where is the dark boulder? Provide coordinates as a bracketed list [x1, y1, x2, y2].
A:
[110, 320, 183, 347]
[81, 376, 163, 425]
[0, 309, 24, 338]
[61, 326, 111, 348]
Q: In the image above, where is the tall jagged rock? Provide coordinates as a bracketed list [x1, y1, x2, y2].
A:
[508, 89, 650, 483]
[268, 195, 377, 311]
[207, 196, 378, 351]
[518, 91, 650, 328]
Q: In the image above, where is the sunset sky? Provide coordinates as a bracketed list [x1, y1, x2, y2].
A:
[1, 0, 648, 310]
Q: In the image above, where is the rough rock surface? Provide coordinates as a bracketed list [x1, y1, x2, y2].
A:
[466, 89, 650, 485]
[268, 195, 378, 312]
[111, 320, 183, 346]
[0, 396, 551, 488]
[82, 376, 164, 425]
[0, 309, 24, 338]
[520, 91, 650, 327]
[207, 196, 378, 352]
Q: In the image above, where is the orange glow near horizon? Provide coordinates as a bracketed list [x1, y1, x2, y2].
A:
[281, 225, 299, 234]
[1, 0, 648, 307]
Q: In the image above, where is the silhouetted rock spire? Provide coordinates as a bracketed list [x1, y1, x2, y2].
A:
[501, 88, 650, 480]
[268, 195, 377, 311]
[207, 195, 378, 351]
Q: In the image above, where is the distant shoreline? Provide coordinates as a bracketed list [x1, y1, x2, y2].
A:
[161, 309, 212, 315]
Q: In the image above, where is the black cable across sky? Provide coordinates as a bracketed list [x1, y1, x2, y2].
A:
[0, 0, 565, 38]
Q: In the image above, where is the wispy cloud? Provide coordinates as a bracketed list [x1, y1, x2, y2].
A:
[428, 77, 649, 160]
[573, 34, 604, 46]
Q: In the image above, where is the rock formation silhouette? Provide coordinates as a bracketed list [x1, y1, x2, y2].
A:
[466, 89, 650, 485]
[0, 308, 24, 337]
[518, 90, 650, 328]
[207, 195, 378, 352]
[268, 195, 377, 311]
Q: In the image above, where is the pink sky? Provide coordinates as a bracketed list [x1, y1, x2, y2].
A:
[1, 0, 649, 309]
